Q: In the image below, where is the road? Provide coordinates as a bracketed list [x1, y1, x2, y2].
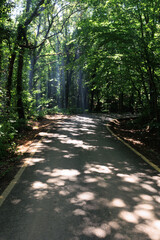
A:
[0, 115, 160, 240]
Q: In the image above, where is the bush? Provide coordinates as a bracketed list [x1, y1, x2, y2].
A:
[0, 121, 17, 158]
[147, 119, 160, 134]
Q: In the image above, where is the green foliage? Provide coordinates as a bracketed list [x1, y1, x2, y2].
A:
[148, 120, 160, 134]
[0, 121, 17, 158]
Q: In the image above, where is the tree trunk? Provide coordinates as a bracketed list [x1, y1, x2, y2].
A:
[6, 52, 16, 108]
[118, 92, 123, 113]
[17, 48, 25, 119]
[65, 70, 70, 109]
[29, 53, 36, 94]
[90, 90, 94, 112]
[26, 0, 31, 12]
[0, 40, 2, 82]
[148, 66, 159, 120]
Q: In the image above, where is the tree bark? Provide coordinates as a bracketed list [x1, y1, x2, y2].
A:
[0, 40, 2, 82]
[17, 48, 25, 119]
[148, 66, 159, 120]
[118, 92, 123, 113]
[6, 52, 16, 108]
[90, 90, 94, 112]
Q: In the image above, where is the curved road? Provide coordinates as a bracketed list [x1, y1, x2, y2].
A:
[0, 115, 160, 240]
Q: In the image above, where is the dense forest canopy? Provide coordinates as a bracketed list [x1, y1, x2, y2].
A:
[0, 0, 160, 156]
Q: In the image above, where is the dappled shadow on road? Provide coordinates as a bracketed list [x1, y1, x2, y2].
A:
[2, 115, 160, 240]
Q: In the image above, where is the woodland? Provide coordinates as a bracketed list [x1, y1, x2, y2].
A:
[0, 0, 160, 160]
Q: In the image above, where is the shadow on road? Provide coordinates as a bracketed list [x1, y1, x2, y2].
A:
[1, 115, 160, 240]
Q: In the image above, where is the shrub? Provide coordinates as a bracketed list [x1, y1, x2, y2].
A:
[0, 121, 17, 159]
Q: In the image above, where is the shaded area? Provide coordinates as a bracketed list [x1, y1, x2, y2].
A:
[109, 118, 160, 168]
[0, 115, 160, 240]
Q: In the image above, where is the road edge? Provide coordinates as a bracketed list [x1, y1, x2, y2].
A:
[0, 122, 52, 207]
[106, 124, 160, 173]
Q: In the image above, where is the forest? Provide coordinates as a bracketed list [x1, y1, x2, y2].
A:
[0, 0, 160, 159]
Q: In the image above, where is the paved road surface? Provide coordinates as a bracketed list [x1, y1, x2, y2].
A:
[0, 115, 160, 240]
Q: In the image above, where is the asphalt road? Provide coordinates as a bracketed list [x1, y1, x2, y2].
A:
[0, 115, 160, 240]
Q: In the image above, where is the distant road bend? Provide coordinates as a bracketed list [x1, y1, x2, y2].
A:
[0, 114, 160, 240]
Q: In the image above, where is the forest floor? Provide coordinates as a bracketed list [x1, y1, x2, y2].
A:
[0, 114, 160, 195]
[109, 117, 160, 169]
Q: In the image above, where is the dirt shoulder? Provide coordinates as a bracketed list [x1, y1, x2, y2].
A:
[109, 118, 160, 170]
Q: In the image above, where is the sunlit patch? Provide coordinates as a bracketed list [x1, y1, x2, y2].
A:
[141, 183, 157, 193]
[61, 127, 80, 132]
[59, 190, 70, 196]
[81, 128, 90, 132]
[123, 137, 143, 145]
[152, 176, 160, 186]
[86, 131, 95, 135]
[27, 142, 44, 153]
[136, 221, 160, 240]
[73, 116, 96, 124]
[36, 169, 52, 176]
[47, 178, 65, 186]
[140, 194, 153, 201]
[135, 203, 154, 210]
[84, 163, 112, 174]
[134, 209, 154, 219]
[57, 134, 68, 140]
[97, 181, 108, 188]
[109, 221, 120, 230]
[81, 123, 96, 128]
[83, 145, 97, 150]
[32, 181, 49, 189]
[73, 209, 86, 216]
[71, 133, 80, 136]
[34, 190, 48, 199]
[54, 207, 61, 213]
[117, 173, 140, 183]
[39, 132, 55, 138]
[51, 169, 80, 181]
[154, 195, 160, 203]
[119, 186, 132, 192]
[57, 136, 96, 150]
[51, 147, 60, 151]
[42, 139, 52, 143]
[119, 211, 139, 223]
[70, 197, 86, 206]
[101, 223, 111, 234]
[25, 157, 45, 166]
[83, 227, 107, 238]
[65, 139, 83, 145]
[114, 233, 125, 239]
[145, 180, 154, 185]
[84, 177, 98, 183]
[110, 198, 126, 208]
[77, 192, 95, 201]
[153, 220, 160, 230]
[102, 146, 114, 150]
[26, 208, 34, 213]
[11, 199, 21, 205]
[64, 153, 77, 158]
